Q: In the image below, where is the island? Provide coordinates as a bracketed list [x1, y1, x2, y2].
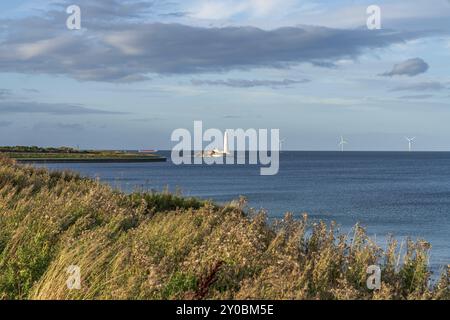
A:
[0, 146, 167, 163]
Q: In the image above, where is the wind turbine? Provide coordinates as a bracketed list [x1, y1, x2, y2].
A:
[405, 137, 415, 152]
[339, 136, 348, 152]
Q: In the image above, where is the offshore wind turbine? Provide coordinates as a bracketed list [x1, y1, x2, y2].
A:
[405, 137, 415, 152]
[339, 136, 348, 152]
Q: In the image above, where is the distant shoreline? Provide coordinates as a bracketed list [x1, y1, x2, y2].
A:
[0, 146, 167, 163]
[16, 157, 167, 163]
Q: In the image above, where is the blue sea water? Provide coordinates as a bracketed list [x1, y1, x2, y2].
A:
[38, 151, 450, 274]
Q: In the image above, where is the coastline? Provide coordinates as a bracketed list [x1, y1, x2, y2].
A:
[15, 157, 167, 163]
[0, 147, 167, 163]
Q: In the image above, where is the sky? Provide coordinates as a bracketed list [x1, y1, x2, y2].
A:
[0, 0, 449, 151]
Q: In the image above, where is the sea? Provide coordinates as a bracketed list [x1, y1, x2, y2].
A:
[36, 151, 450, 276]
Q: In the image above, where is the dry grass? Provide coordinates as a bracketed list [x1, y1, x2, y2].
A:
[0, 156, 448, 300]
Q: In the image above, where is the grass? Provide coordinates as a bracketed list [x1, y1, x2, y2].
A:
[4, 152, 161, 159]
[0, 146, 82, 153]
[0, 156, 448, 300]
[3, 152, 165, 162]
[0, 146, 165, 162]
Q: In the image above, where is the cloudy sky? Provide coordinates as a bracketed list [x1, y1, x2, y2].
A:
[0, 0, 449, 150]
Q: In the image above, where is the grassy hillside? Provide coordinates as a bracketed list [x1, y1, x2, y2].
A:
[0, 156, 448, 300]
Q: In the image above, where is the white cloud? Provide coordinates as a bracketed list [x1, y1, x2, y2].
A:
[248, 0, 279, 16]
[190, 0, 292, 20]
[103, 32, 145, 56]
[191, 1, 243, 20]
[13, 37, 73, 60]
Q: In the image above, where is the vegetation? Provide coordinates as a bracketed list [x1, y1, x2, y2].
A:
[0, 156, 448, 300]
[0, 146, 82, 153]
[0, 146, 165, 162]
